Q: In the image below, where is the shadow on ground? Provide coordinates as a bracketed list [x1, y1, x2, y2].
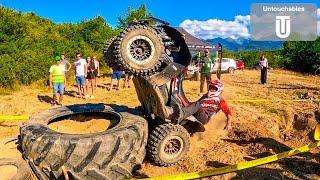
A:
[64, 90, 77, 97]
[37, 95, 52, 104]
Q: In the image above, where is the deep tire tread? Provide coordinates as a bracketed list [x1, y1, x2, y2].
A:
[147, 123, 190, 166]
[20, 104, 148, 180]
[112, 25, 165, 76]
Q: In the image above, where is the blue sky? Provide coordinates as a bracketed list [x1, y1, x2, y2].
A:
[0, 0, 319, 39]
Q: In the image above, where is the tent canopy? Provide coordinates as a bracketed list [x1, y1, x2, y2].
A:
[176, 27, 215, 51]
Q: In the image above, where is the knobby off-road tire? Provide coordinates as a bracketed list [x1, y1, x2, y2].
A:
[113, 25, 165, 76]
[147, 124, 190, 166]
[20, 104, 148, 180]
[0, 158, 34, 180]
[104, 37, 120, 69]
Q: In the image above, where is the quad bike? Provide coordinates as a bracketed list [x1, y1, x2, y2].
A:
[105, 18, 205, 166]
[1, 18, 206, 180]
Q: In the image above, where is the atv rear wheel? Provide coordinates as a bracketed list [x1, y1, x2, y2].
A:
[113, 25, 164, 76]
[147, 124, 190, 166]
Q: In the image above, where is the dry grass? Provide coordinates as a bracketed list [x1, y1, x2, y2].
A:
[0, 69, 319, 179]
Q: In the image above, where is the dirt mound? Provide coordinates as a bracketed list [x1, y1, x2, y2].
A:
[0, 70, 319, 179]
[0, 165, 17, 179]
[48, 114, 111, 134]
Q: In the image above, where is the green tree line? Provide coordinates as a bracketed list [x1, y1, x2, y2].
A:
[0, 4, 319, 89]
[0, 5, 151, 88]
[223, 38, 320, 72]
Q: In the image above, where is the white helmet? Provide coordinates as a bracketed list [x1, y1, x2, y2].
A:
[207, 79, 224, 97]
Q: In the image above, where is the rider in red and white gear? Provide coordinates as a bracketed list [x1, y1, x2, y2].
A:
[174, 79, 232, 130]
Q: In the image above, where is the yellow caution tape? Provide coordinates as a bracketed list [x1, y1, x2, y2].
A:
[0, 115, 29, 120]
[144, 141, 320, 180]
[314, 124, 320, 141]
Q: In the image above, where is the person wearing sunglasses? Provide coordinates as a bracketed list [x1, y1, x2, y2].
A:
[172, 79, 232, 130]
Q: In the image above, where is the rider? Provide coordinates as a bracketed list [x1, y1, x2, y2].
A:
[173, 79, 232, 130]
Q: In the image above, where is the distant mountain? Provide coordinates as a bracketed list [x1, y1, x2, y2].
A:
[206, 37, 283, 52]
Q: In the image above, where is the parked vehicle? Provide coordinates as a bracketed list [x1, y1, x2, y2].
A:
[252, 63, 273, 70]
[236, 60, 245, 70]
[186, 57, 237, 78]
[211, 58, 237, 73]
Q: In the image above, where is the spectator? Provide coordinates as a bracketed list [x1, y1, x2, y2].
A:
[93, 56, 100, 89]
[259, 54, 268, 85]
[86, 56, 96, 98]
[123, 71, 133, 88]
[200, 49, 214, 96]
[60, 54, 71, 89]
[74, 53, 88, 98]
[49, 56, 66, 106]
[108, 67, 122, 91]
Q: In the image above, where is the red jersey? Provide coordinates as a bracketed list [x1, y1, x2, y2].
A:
[199, 94, 231, 118]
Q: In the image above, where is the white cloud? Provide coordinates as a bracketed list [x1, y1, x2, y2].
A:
[180, 9, 320, 39]
[179, 15, 250, 40]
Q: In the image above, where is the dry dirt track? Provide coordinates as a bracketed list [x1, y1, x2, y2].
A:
[0, 69, 319, 179]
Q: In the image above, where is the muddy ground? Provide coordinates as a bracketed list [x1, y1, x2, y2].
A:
[0, 69, 319, 179]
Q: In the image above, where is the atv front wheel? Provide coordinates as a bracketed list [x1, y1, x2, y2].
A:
[147, 124, 190, 166]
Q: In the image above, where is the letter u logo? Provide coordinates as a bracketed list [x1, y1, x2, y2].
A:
[275, 16, 291, 39]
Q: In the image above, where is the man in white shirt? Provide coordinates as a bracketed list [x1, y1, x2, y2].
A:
[74, 53, 88, 98]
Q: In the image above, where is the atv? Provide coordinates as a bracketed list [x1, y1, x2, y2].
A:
[105, 18, 205, 166]
[2, 18, 206, 180]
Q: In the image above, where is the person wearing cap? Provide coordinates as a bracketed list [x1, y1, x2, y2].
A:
[49, 56, 66, 106]
[200, 49, 214, 96]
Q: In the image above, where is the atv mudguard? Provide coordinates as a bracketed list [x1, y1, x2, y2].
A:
[147, 25, 191, 86]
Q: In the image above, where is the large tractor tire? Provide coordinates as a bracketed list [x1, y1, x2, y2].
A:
[113, 25, 165, 76]
[20, 104, 148, 180]
[0, 158, 34, 180]
[147, 124, 190, 166]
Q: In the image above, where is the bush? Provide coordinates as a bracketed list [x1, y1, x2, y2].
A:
[283, 38, 320, 73]
[0, 7, 117, 88]
[0, 5, 151, 88]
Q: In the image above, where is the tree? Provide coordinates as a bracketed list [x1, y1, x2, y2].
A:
[117, 4, 153, 29]
[283, 38, 320, 73]
[0, 7, 118, 88]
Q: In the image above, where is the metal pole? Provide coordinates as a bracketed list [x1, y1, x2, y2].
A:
[216, 43, 222, 80]
[195, 51, 201, 81]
